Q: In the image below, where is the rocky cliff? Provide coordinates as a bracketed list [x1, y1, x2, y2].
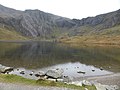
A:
[0, 4, 76, 39]
[73, 9, 120, 27]
[0, 4, 120, 39]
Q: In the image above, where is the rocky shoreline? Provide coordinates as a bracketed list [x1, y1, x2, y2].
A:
[0, 64, 119, 90]
[73, 73, 120, 90]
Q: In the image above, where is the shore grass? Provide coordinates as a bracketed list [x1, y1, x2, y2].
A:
[59, 35, 120, 45]
[0, 74, 96, 90]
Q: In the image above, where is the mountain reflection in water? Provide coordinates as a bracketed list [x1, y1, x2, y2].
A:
[0, 42, 120, 76]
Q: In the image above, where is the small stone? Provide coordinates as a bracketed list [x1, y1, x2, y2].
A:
[29, 73, 33, 76]
[63, 76, 71, 83]
[29, 71, 34, 76]
[77, 71, 86, 74]
[35, 74, 40, 77]
[20, 71, 25, 74]
[66, 68, 68, 70]
[100, 67, 103, 70]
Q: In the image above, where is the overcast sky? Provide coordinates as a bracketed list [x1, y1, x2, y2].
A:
[0, 0, 120, 19]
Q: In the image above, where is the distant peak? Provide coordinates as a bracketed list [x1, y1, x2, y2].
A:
[25, 9, 42, 12]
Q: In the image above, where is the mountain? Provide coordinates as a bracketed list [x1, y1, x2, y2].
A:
[69, 9, 120, 36]
[0, 4, 76, 39]
[0, 4, 120, 41]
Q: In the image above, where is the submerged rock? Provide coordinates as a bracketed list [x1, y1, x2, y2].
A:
[92, 70, 95, 72]
[0, 64, 13, 73]
[20, 71, 25, 74]
[77, 71, 86, 74]
[29, 71, 34, 76]
[17, 69, 19, 71]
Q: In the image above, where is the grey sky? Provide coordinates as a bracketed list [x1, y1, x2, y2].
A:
[0, 0, 120, 19]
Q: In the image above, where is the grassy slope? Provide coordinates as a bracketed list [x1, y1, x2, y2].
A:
[0, 27, 28, 40]
[60, 25, 120, 45]
[0, 74, 96, 90]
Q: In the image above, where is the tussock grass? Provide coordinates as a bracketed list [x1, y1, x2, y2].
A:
[60, 35, 120, 45]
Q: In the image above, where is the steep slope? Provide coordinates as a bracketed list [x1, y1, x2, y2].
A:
[69, 9, 120, 36]
[0, 27, 27, 40]
[0, 4, 120, 41]
[60, 24, 120, 44]
[0, 4, 76, 39]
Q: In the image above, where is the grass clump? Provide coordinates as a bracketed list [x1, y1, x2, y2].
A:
[0, 74, 96, 90]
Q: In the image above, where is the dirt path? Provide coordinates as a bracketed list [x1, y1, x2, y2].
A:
[0, 82, 71, 90]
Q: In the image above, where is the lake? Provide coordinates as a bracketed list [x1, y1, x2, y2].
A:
[0, 41, 120, 80]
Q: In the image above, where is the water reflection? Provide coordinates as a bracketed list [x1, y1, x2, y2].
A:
[0, 42, 120, 75]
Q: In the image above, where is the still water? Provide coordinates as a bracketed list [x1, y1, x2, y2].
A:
[0, 41, 120, 79]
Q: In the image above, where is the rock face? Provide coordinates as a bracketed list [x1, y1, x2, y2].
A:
[0, 64, 13, 73]
[0, 4, 120, 38]
[0, 4, 76, 38]
[72, 9, 120, 28]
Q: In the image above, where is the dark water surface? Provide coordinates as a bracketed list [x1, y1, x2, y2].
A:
[0, 42, 120, 79]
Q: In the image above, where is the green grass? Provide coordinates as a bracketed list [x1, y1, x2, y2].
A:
[0, 27, 28, 40]
[0, 74, 96, 90]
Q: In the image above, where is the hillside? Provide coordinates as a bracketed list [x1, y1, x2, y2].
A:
[59, 25, 120, 45]
[0, 27, 27, 40]
[0, 4, 120, 42]
[0, 4, 76, 40]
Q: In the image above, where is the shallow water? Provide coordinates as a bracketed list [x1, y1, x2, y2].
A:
[0, 41, 120, 79]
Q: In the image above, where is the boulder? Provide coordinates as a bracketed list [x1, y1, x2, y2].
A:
[35, 71, 45, 77]
[0, 64, 13, 73]
[82, 80, 92, 86]
[45, 69, 64, 79]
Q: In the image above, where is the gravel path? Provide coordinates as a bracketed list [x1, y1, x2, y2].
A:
[0, 82, 71, 90]
[86, 73, 120, 87]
